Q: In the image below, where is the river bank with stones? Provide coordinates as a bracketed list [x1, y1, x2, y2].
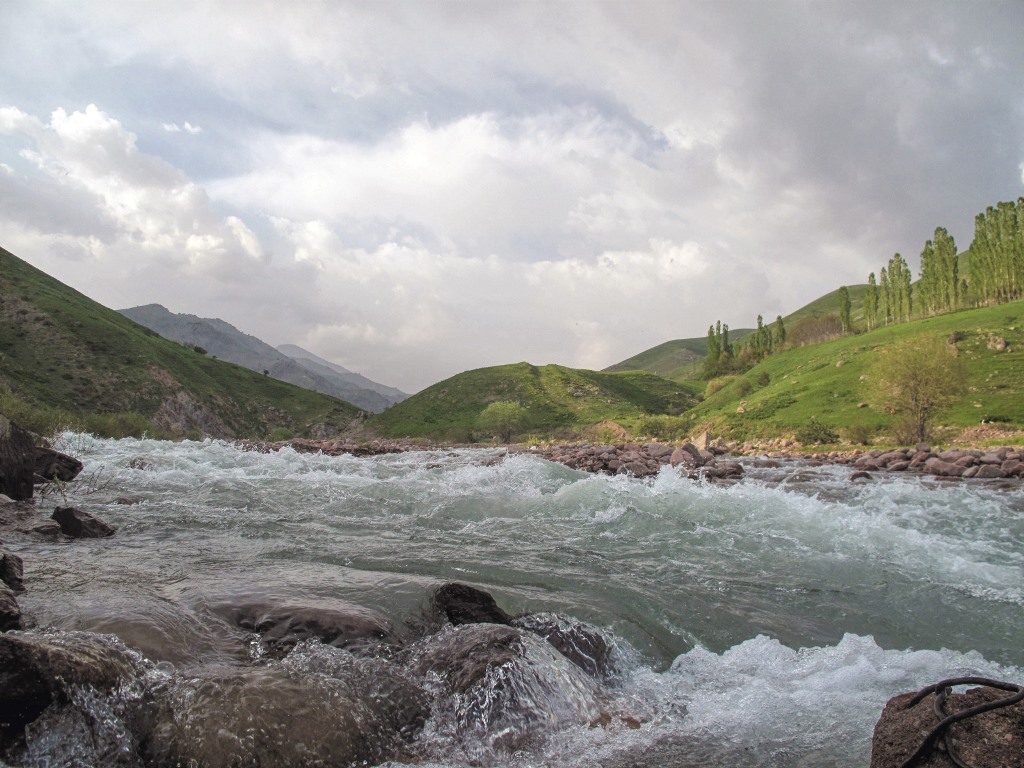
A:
[245, 436, 1024, 485]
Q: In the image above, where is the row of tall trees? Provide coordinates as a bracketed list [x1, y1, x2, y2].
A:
[865, 198, 1024, 327]
[702, 321, 733, 378]
[966, 198, 1024, 306]
[917, 226, 959, 315]
[699, 198, 1023, 378]
[864, 253, 913, 328]
[703, 315, 786, 378]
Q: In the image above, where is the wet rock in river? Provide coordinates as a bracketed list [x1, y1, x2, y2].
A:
[0, 547, 24, 593]
[0, 415, 36, 501]
[408, 623, 601, 753]
[512, 612, 622, 681]
[144, 658, 427, 768]
[0, 631, 145, 744]
[431, 581, 513, 626]
[0, 583, 22, 631]
[33, 447, 83, 485]
[215, 596, 400, 657]
[50, 506, 116, 538]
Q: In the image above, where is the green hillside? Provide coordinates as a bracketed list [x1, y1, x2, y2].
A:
[0, 246, 359, 439]
[606, 286, 869, 382]
[366, 362, 701, 441]
[680, 300, 1024, 444]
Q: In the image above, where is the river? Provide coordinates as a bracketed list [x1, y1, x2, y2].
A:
[9, 434, 1024, 766]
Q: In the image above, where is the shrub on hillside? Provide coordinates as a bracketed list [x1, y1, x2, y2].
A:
[705, 376, 736, 399]
[795, 417, 839, 445]
[636, 415, 688, 441]
[870, 335, 968, 442]
[477, 401, 527, 443]
[845, 423, 876, 446]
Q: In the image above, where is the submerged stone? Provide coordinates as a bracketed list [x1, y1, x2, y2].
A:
[215, 595, 400, 656]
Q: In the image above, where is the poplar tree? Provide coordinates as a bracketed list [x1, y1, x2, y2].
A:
[704, 323, 722, 378]
[918, 237, 938, 314]
[773, 315, 786, 348]
[899, 254, 913, 321]
[865, 272, 879, 329]
[933, 227, 958, 310]
[838, 286, 852, 333]
[880, 267, 892, 325]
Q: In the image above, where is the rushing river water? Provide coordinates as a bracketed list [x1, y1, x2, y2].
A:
[9, 434, 1024, 767]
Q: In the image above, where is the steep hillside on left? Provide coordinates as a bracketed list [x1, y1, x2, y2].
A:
[0, 247, 358, 439]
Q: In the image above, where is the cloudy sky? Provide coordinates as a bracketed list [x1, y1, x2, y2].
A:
[1, 1, 1022, 392]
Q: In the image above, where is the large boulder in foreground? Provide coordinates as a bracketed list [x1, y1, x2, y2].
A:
[144, 657, 427, 768]
[0, 631, 144, 741]
[0, 415, 36, 501]
[871, 682, 1024, 767]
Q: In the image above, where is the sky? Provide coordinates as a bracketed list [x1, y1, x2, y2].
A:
[1, 2, 1023, 393]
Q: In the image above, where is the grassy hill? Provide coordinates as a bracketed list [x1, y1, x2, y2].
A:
[366, 362, 702, 441]
[0, 246, 359, 439]
[607, 286, 869, 381]
[678, 300, 1024, 444]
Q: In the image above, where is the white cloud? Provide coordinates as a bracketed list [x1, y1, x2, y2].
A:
[0, 104, 266, 304]
[162, 121, 203, 134]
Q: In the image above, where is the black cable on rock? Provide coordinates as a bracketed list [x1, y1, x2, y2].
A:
[899, 676, 1024, 768]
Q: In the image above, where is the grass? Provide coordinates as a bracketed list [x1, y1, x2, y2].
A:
[0, 246, 359, 439]
[366, 362, 701, 441]
[681, 301, 1024, 445]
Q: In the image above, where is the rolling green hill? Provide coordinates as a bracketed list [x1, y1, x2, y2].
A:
[606, 286, 868, 381]
[366, 362, 702, 441]
[0, 246, 359, 439]
[680, 300, 1024, 444]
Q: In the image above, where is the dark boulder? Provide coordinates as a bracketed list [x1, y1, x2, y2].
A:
[33, 447, 83, 484]
[0, 631, 144, 742]
[51, 506, 116, 538]
[0, 415, 36, 501]
[0, 584, 21, 631]
[431, 581, 513, 626]
[0, 547, 24, 593]
[871, 682, 1024, 767]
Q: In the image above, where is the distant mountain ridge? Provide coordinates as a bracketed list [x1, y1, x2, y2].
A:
[117, 305, 407, 412]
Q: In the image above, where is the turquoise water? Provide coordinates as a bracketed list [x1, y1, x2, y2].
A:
[12, 435, 1024, 766]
